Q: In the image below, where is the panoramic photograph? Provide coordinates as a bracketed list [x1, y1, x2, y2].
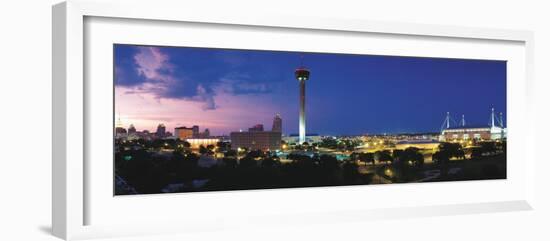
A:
[113, 44, 507, 195]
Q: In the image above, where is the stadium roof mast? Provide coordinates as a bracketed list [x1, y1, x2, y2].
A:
[440, 112, 451, 133]
[446, 112, 451, 129]
[491, 107, 496, 127]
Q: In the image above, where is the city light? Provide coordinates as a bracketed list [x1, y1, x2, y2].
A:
[385, 168, 393, 177]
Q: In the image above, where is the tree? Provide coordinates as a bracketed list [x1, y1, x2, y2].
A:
[350, 152, 360, 162]
[479, 142, 497, 155]
[342, 160, 360, 184]
[287, 153, 310, 162]
[222, 158, 238, 168]
[199, 145, 208, 155]
[391, 147, 424, 182]
[116, 149, 172, 194]
[392, 149, 404, 161]
[182, 141, 191, 149]
[239, 156, 257, 168]
[205, 144, 215, 155]
[261, 157, 280, 168]
[432, 150, 450, 180]
[225, 149, 237, 158]
[216, 141, 230, 152]
[456, 149, 465, 160]
[363, 152, 375, 166]
[165, 139, 176, 148]
[151, 139, 166, 149]
[375, 150, 393, 164]
[399, 147, 424, 168]
[470, 147, 483, 159]
[438, 142, 465, 160]
[319, 138, 338, 149]
[351, 152, 375, 166]
[246, 150, 264, 159]
[432, 150, 450, 165]
[319, 155, 339, 171]
[237, 147, 248, 155]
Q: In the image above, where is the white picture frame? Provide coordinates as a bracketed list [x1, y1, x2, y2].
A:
[52, 0, 535, 240]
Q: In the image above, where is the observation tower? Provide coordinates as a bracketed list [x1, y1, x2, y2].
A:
[295, 59, 310, 144]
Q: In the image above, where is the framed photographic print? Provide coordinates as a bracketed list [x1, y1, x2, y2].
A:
[53, 0, 535, 240]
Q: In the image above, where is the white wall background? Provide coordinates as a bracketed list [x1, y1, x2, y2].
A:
[1, 0, 549, 240]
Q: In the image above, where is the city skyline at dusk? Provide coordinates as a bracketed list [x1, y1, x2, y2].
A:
[114, 44, 506, 136]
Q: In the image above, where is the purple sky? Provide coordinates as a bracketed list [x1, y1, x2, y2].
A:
[114, 44, 506, 136]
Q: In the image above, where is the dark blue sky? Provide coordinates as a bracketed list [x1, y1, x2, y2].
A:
[115, 44, 506, 136]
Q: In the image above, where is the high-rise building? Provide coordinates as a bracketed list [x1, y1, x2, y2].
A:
[156, 124, 166, 138]
[295, 63, 310, 144]
[204, 128, 210, 138]
[192, 125, 200, 138]
[231, 123, 282, 151]
[230, 131, 281, 151]
[249, 124, 264, 132]
[128, 124, 136, 134]
[115, 127, 127, 138]
[175, 126, 194, 140]
[272, 114, 282, 133]
[114, 115, 127, 139]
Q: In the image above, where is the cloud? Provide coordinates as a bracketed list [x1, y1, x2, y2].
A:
[115, 46, 216, 110]
[193, 85, 217, 110]
[115, 45, 279, 110]
[216, 72, 275, 95]
[134, 47, 174, 81]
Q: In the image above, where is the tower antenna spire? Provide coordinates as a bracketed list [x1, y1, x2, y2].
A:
[116, 111, 123, 128]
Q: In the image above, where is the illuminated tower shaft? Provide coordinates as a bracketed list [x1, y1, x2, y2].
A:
[295, 66, 310, 144]
[299, 79, 306, 143]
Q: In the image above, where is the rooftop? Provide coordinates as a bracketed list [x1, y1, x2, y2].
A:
[288, 133, 320, 137]
[445, 124, 492, 130]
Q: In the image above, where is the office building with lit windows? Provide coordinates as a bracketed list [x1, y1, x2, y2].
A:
[230, 116, 282, 151]
[230, 131, 282, 151]
[175, 126, 194, 140]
